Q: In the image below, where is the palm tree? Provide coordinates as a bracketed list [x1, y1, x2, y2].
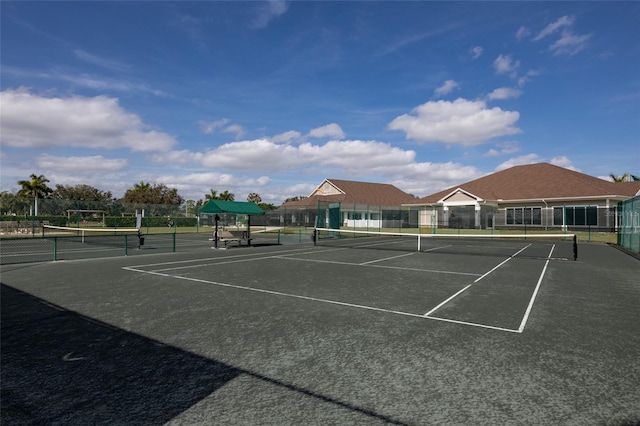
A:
[122, 181, 153, 203]
[219, 190, 235, 201]
[247, 192, 262, 204]
[609, 173, 630, 182]
[204, 189, 218, 201]
[17, 174, 52, 216]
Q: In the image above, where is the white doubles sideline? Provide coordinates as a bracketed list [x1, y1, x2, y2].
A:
[123, 244, 554, 334]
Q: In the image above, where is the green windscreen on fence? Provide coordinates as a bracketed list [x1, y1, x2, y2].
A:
[617, 195, 640, 253]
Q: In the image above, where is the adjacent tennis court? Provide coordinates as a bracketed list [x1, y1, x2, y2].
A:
[1, 233, 639, 425]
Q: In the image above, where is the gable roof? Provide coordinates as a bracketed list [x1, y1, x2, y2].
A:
[200, 200, 265, 215]
[281, 178, 416, 208]
[415, 163, 640, 204]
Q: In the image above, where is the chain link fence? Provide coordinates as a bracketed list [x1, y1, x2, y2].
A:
[2, 195, 632, 264]
[617, 195, 640, 253]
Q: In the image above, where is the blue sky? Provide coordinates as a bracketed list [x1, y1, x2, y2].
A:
[1, 1, 639, 204]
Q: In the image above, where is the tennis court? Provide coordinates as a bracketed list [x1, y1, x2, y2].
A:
[1, 232, 639, 425]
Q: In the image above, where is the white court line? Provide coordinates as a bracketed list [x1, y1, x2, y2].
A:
[517, 244, 555, 332]
[473, 244, 531, 283]
[359, 252, 416, 265]
[123, 266, 517, 333]
[422, 244, 532, 317]
[423, 284, 472, 317]
[125, 246, 318, 269]
[274, 255, 481, 276]
[422, 245, 452, 252]
[424, 315, 519, 333]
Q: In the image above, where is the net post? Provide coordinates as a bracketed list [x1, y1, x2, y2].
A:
[53, 237, 57, 261]
[573, 234, 578, 261]
[172, 233, 176, 252]
[312, 228, 317, 246]
[124, 235, 128, 256]
[417, 233, 421, 251]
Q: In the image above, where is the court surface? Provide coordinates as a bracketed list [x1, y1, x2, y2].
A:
[1, 238, 639, 425]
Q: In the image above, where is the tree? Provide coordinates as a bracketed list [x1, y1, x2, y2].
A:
[283, 195, 307, 203]
[52, 184, 113, 201]
[219, 190, 235, 201]
[258, 202, 276, 211]
[17, 174, 53, 215]
[247, 192, 262, 204]
[0, 191, 30, 216]
[609, 173, 630, 182]
[122, 181, 184, 205]
[205, 189, 219, 201]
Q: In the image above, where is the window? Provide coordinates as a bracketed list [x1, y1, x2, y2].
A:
[554, 206, 598, 227]
[553, 207, 563, 226]
[506, 207, 542, 225]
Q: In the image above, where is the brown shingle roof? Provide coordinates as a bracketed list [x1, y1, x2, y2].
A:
[416, 163, 640, 204]
[280, 179, 416, 208]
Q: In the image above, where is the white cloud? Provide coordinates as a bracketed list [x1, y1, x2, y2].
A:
[0, 88, 176, 152]
[515, 26, 531, 41]
[271, 130, 302, 143]
[550, 156, 579, 171]
[517, 69, 541, 87]
[533, 16, 575, 41]
[549, 31, 592, 56]
[391, 162, 484, 198]
[434, 80, 459, 97]
[223, 124, 246, 139]
[497, 154, 579, 172]
[493, 54, 520, 75]
[159, 172, 270, 189]
[298, 140, 415, 173]
[2, 66, 166, 96]
[74, 49, 130, 72]
[36, 154, 128, 173]
[251, 0, 289, 29]
[532, 16, 591, 56]
[151, 138, 418, 180]
[198, 119, 245, 139]
[470, 46, 483, 60]
[307, 123, 345, 139]
[495, 154, 544, 171]
[387, 98, 521, 145]
[483, 141, 521, 157]
[486, 87, 522, 100]
[198, 118, 229, 134]
[151, 149, 204, 165]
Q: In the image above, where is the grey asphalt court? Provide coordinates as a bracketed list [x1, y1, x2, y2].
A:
[1, 236, 639, 425]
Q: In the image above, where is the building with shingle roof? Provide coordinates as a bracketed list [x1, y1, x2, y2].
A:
[284, 179, 417, 207]
[275, 164, 639, 230]
[278, 179, 417, 228]
[407, 163, 640, 230]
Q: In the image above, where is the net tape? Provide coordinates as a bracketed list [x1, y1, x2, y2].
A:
[313, 227, 578, 261]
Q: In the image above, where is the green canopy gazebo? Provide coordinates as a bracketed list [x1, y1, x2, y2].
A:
[199, 200, 265, 248]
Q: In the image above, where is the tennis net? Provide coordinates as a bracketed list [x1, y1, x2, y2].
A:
[42, 225, 141, 247]
[313, 228, 578, 260]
